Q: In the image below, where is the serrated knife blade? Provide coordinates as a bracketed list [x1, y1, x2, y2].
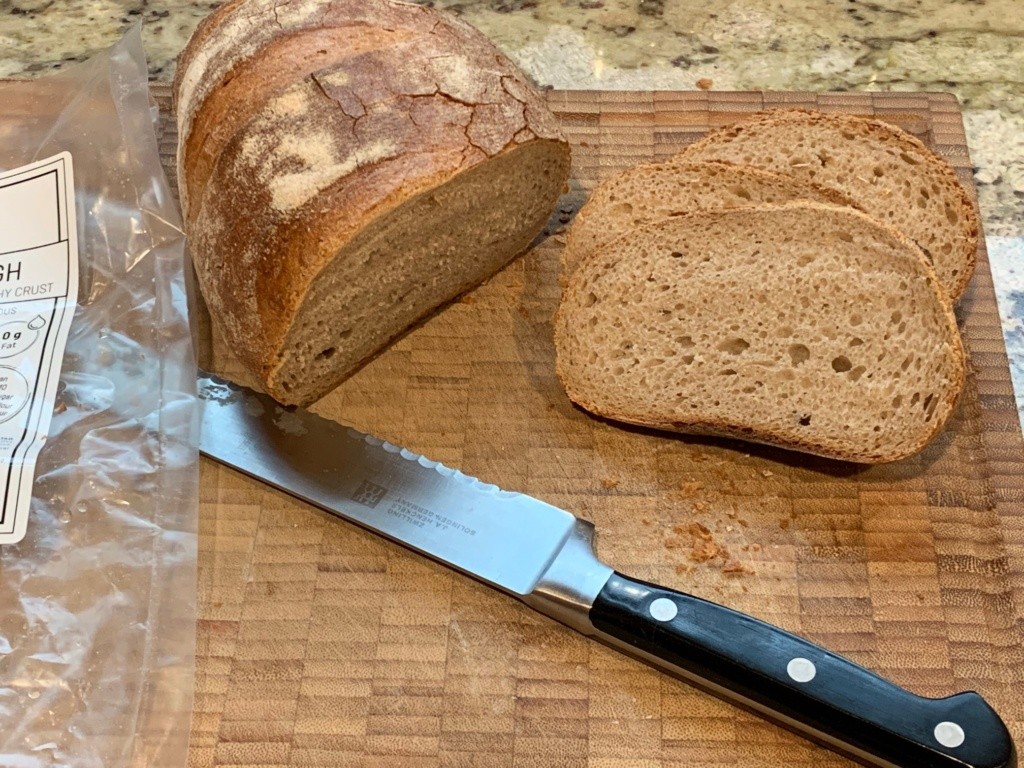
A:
[197, 371, 1014, 768]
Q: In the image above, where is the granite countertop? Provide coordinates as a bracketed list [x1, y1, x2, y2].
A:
[1, 0, 1021, 427]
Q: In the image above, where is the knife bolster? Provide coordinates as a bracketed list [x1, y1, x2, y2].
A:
[523, 518, 614, 634]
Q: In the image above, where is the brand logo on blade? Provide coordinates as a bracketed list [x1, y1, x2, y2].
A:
[351, 480, 388, 508]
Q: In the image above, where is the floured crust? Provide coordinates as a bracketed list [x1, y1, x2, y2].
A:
[674, 108, 980, 301]
[176, 0, 569, 402]
[173, 0, 562, 213]
[554, 202, 965, 464]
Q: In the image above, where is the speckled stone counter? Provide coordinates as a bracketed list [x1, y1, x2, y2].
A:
[1, 0, 1021, 425]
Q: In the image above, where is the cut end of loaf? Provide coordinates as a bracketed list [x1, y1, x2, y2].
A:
[555, 202, 964, 463]
[266, 138, 571, 406]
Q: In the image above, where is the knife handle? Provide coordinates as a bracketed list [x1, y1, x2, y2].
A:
[589, 572, 1015, 768]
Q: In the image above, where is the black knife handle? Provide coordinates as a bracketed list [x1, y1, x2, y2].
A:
[590, 572, 1015, 768]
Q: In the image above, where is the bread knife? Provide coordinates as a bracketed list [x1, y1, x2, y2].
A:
[197, 371, 1015, 768]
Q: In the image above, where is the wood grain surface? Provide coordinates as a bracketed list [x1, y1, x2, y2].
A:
[151, 86, 1024, 767]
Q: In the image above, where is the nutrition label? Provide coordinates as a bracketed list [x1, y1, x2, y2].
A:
[0, 153, 78, 544]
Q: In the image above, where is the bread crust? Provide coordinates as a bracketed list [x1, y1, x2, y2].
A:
[554, 202, 965, 464]
[175, 0, 569, 403]
[674, 108, 980, 300]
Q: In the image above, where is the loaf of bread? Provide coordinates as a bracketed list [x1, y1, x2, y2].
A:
[554, 203, 964, 463]
[561, 161, 857, 283]
[174, 0, 571, 405]
[673, 109, 979, 300]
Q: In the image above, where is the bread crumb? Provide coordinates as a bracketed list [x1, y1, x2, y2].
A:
[600, 477, 620, 489]
[641, 517, 651, 526]
[459, 295, 476, 305]
[692, 500, 708, 513]
[751, 543, 762, 552]
[696, 78, 713, 90]
[664, 538, 681, 550]
[688, 521, 712, 538]
[723, 559, 754, 576]
[674, 563, 694, 575]
[761, 469, 774, 477]
[553, 235, 567, 244]
[690, 539, 722, 563]
[687, 521, 726, 563]
[678, 480, 703, 498]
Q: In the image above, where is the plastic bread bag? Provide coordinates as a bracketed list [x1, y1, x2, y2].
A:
[0, 27, 198, 768]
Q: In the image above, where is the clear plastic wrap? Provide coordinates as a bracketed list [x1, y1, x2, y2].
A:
[0, 27, 198, 768]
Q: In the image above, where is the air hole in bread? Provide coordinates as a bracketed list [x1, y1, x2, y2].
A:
[730, 186, 753, 201]
[899, 151, 920, 165]
[788, 344, 810, 366]
[585, 292, 598, 307]
[798, 414, 812, 426]
[317, 347, 336, 361]
[676, 335, 695, 348]
[848, 366, 866, 382]
[945, 204, 959, 224]
[836, 231, 853, 243]
[720, 369, 737, 376]
[849, 337, 864, 347]
[719, 337, 750, 355]
[831, 356, 852, 373]
[671, 251, 684, 259]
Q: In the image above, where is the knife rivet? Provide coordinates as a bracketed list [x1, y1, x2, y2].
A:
[649, 598, 678, 622]
[934, 722, 965, 749]
[786, 657, 816, 683]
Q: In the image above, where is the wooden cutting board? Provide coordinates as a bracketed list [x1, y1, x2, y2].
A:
[151, 86, 1024, 767]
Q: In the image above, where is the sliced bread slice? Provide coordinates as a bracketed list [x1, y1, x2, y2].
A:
[673, 109, 979, 300]
[561, 161, 858, 283]
[554, 202, 964, 463]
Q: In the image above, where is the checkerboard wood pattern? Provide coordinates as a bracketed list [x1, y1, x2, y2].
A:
[151, 86, 1024, 767]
